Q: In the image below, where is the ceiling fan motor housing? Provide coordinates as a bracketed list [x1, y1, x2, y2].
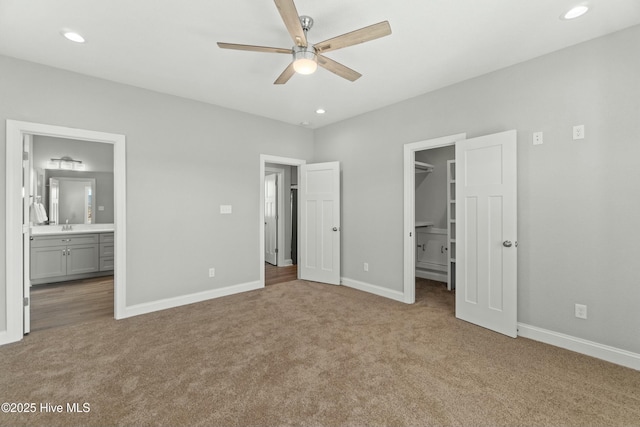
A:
[299, 15, 314, 33]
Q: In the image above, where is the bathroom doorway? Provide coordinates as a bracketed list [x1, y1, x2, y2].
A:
[4, 120, 127, 345]
[28, 135, 115, 332]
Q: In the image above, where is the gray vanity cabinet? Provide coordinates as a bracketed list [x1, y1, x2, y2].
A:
[99, 233, 115, 271]
[31, 234, 102, 284]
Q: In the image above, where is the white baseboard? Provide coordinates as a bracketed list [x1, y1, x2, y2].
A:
[341, 277, 405, 303]
[518, 323, 640, 371]
[415, 269, 447, 282]
[122, 280, 262, 319]
[283, 259, 293, 266]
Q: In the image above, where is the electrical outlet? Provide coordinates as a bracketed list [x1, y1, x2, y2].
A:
[209, 268, 215, 278]
[573, 125, 585, 140]
[363, 262, 369, 272]
[575, 303, 587, 319]
[533, 132, 543, 145]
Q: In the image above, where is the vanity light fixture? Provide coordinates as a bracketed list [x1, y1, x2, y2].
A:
[561, 4, 590, 20]
[47, 156, 86, 171]
[61, 30, 86, 43]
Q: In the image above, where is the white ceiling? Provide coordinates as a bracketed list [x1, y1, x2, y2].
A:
[1, 0, 639, 128]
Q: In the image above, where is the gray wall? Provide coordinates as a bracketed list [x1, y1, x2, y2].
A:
[34, 135, 115, 224]
[0, 55, 314, 332]
[314, 25, 640, 354]
[33, 136, 114, 172]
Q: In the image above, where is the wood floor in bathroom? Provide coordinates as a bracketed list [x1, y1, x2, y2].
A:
[29, 264, 299, 332]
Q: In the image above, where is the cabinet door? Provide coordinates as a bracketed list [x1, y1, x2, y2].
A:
[31, 246, 67, 280]
[67, 244, 100, 275]
[417, 232, 447, 266]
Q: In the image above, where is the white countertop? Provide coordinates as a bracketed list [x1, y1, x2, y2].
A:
[31, 224, 115, 236]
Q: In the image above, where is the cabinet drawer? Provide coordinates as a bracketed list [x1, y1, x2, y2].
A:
[100, 232, 114, 243]
[32, 234, 98, 248]
[100, 242, 114, 257]
[100, 257, 114, 271]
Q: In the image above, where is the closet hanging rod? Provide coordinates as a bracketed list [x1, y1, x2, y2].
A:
[415, 160, 434, 173]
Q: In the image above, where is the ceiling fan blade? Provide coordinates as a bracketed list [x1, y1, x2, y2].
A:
[314, 21, 391, 54]
[274, 62, 296, 85]
[273, 0, 307, 47]
[317, 55, 362, 82]
[217, 42, 292, 55]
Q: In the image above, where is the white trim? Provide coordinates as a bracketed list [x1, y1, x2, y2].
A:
[403, 133, 466, 304]
[341, 278, 405, 303]
[284, 259, 293, 266]
[4, 120, 127, 346]
[123, 280, 262, 318]
[415, 269, 448, 282]
[259, 155, 306, 287]
[265, 166, 285, 266]
[518, 323, 640, 371]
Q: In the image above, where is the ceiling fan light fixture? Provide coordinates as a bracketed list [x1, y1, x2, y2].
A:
[292, 47, 317, 75]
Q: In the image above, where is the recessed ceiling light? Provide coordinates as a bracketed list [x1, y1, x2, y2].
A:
[61, 30, 86, 43]
[561, 4, 590, 20]
[316, 108, 326, 114]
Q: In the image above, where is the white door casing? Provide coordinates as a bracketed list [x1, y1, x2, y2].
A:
[264, 173, 278, 265]
[403, 133, 467, 303]
[455, 130, 518, 338]
[259, 155, 305, 287]
[4, 120, 127, 346]
[299, 162, 341, 285]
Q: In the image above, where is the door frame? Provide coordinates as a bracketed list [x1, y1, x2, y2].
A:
[259, 155, 305, 286]
[265, 166, 285, 266]
[4, 120, 127, 345]
[403, 133, 466, 303]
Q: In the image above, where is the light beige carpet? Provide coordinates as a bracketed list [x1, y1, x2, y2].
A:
[1, 279, 639, 426]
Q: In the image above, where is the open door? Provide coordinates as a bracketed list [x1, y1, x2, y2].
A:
[264, 173, 278, 265]
[455, 130, 518, 337]
[23, 134, 32, 334]
[299, 162, 340, 285]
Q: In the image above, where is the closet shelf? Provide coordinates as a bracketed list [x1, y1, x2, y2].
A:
[415, 161, 434, 174]
[415, 221, 435, 228]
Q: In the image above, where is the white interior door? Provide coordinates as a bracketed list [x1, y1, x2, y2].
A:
[300, 162, 340, 285]
[23, 134, 32, 334]
[455, 130, 518, 337]
[264, 173, 278, 265]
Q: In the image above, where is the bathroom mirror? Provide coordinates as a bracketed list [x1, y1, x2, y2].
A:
[48, 177, 96, 225]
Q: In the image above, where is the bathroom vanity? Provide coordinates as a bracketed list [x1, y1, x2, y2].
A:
[30, 226, 114, 285]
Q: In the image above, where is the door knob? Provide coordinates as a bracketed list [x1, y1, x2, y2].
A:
[503, 240, 513, 247]
[332, 227, 338, 231]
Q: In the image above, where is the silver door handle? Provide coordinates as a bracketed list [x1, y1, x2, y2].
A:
[503, 240, 513, 247]
[332, 227, 338, 231]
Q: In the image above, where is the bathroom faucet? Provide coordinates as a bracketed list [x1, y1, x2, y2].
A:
[62, 219, 73, 231]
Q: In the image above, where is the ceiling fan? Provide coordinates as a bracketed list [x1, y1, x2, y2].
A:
[217, 0, 392, 84]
